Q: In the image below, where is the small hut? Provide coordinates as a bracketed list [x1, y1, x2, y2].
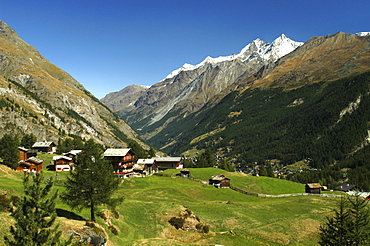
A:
[305, 183, 323, 194]
[209, 174, 230, 188]
[180, 169, 190, 178]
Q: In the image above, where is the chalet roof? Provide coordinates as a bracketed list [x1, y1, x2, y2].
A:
[306, 183, 323, 189]
[66, 150, 83, 156]
[104, 148, 132, 157]
[53, 156, 73, 161]
[28, 156, 43, 164]
[32, 141, 56, 148]
[210, 174, 229, 181]
[155, 157, 182, 162]
[137, 159, 155, 164]
[20, 156, 43, 165]
[18, 147, 28, 152]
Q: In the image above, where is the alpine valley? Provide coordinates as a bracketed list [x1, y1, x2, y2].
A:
[103, 31, 370, 188]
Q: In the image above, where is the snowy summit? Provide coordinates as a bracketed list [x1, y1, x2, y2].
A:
[162, 34, 304, 81]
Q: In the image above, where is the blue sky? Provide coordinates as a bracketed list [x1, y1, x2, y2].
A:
[1, 0, 369, 98]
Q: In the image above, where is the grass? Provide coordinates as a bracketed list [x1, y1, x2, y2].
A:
[0, 166, 341, 245]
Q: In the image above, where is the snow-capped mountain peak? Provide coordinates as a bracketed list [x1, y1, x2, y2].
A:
[162, 34, 303, 81]
[262, 33, 304, 60]
[356, 32, 370, 37]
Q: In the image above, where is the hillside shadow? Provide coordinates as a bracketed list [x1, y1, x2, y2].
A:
[56, 208, 86, 221]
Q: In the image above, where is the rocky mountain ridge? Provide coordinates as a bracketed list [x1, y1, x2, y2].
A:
[0, 20, 147, 148]
[102, 34, 303, 134]
[146, 31, 370, 162]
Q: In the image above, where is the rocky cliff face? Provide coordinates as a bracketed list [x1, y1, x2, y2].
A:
[243, 32, 370, 91]
[102, 34, 303, 133]
[0, 20, 147, 148]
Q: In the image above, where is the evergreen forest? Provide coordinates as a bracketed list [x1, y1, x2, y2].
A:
[148, 71, 370, 190]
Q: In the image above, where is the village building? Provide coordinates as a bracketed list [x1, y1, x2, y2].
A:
[135, 159, 157, 175]
[155, 157, 183, 170]
[305, 183, 323, 194]
[209, 174, 230, 188]
[18, 147, 37, 161]
[32, 141, 57, 153]
[103, 148, 135, 174]
[64, 150, 83, 159]
[180, 169, 190, 178]
[17, 156, 43, 172]
[53, 156, 73, 171]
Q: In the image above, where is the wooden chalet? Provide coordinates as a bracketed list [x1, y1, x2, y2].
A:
[18, 147, 37, 161]
[53, 156, 73, 171]
[209, 174, 230, 188]
[17, 156, 43, 172]
[305, 183, 323, 194]
[104, 148, 135, 173]
[32, 141, 56, 153]
[155, 157, 183, 170]
[135, 159, 157, 175]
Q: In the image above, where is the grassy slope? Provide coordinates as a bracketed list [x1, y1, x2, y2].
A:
[0, 167, 339, 245]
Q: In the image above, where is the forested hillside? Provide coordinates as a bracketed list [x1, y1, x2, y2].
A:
[150, 71, 370, 189]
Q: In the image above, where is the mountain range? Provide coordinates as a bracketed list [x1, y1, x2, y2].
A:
[2, 17, 370, 177]
[0, 20, 147, 148]
[102, 31, 370, 167]
[101, 34, 304, 134]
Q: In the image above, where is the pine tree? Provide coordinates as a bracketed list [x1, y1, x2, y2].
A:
[128, 141, 146, 160]
[4, 172, 68, 246]
[346, 193, 370, 245]
[61, 139, 123, 222]
[219, 159, 234, 172]
[319, 193, 370, 245]
[319, 197, 350, 245]
[148, 147, 156, 158]
[0, 134, 20, 169]
[20, 133, 37, 149]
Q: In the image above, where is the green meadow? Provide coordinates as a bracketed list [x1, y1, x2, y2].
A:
[0, 166, 340, 245]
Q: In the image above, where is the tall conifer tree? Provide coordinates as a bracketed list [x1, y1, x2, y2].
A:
[0, 134, 19, 169]
[319, 193, 370, 245]
[61, 139, 122, 222]
[4, 172, 67, 246]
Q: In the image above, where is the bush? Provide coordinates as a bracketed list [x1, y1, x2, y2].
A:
[0, 194, 11, 212]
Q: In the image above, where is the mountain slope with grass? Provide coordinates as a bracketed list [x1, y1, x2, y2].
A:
[0, 166, 340, 245]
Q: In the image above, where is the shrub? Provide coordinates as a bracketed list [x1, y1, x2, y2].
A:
[0, 194, 10, 212]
